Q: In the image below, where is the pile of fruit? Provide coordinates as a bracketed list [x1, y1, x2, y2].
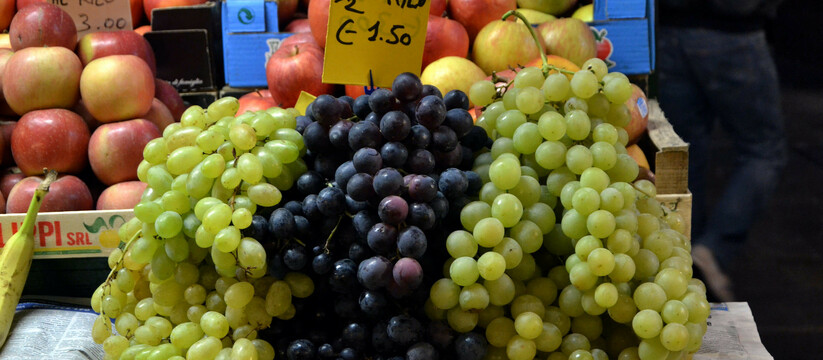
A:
[90, 48, 709, 360]
[0, 3, 187, 214]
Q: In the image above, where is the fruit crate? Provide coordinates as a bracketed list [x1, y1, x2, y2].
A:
[588, 0, 655, 75]
[645, 99, 692, 237]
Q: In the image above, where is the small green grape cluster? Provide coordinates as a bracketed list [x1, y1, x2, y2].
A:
[90, 98, 312, 360]
[426, 59, 709, 360]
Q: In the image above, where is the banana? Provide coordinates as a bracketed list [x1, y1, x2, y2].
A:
[0, 169, 57, 349]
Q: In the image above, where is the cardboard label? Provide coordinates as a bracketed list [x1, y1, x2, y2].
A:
[295, 91, 317, 116]
[322, 0, 431, 87]
[50, 0, 134, 38]
[0, 210, 133, 259]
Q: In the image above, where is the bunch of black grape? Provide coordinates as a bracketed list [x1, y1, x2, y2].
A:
[253, 73, 493, 360]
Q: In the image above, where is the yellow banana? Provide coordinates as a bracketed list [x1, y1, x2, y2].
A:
[0, 169, 57, 349]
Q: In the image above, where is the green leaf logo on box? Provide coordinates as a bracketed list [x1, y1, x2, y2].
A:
[238, 8, 255, 24]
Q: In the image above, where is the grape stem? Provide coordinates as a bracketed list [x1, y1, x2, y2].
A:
[323, 216, 344, 253]
[500, 10, 575, 77]
[102, 230, 143, 292]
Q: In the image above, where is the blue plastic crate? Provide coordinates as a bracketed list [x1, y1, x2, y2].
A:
[594, 0, 647, 20]
[589, 0, 655, 75]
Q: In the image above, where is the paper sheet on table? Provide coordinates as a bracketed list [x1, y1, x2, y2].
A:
[693, 302, 773, 360]
[0, 298, 103, 360]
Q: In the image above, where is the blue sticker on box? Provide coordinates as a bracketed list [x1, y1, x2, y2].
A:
[226, 0, 266, 33]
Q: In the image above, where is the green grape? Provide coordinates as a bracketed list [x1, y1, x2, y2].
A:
[590, 141, 617, 171]
[661, 300, 689, 325]
[632, 309, 664, 340]
[231, 208, 253, 229]
[131, 236, 161, 265]
[186, 166, 214, 199]
[489, 155, 521, 190]
[477, 251, 506, 281]
[164, 234, 190, 263]
[572, 187, 600, 216]
[196, 130, 225, 154]
[593, 282, 618, 308]
[486, 317, 516, 347]
[598, 188, 624, 215]
[633, 282, 667, 312]
[134, 298, 157, 321]
[543, 73, 571, 102]
[134, 200, 163, 223]
[254, 147, 283, 178]
[265, 140, 299, 164]
[237, 153, 264, 184]
[271, 128, 304, 153]
[535, 140, 567, 170]
[155, 211, 183, 238]
[490, 137, 520, 159]
[587, 248, 615, 276]
[523, 202, 555, 235]
[586, 92, 610, 118]
[167, 146, 204, 176]
[511, 220, 542, 254]
[230, 338, 258, 360]
[485, 273, 516, 306]
[264, 280, 292, 317]
[252, 339, 276, 360]
[184, 284, 207, 305]
[546, 166, 576, 197]
[202, 203, 232, 234]
[543, 305, 571, 336]
[514, 312, 543, 340]
[581, 58, 608, 80]
[473, 217, 505, 247]
[507, 335, 537, 360]
[512, 122, 542, 154]
[223, 282, 254, 308]
[103, 334, 130, 358]
[450, 256, 480, 286]
[574, 235, 602, 260]
[526, 277, 558, 306]
[496, 110, 527, 138]
[514, 67, 545, 88]
[207, 97, 239, 123]
[430, 278, 460, 310]
[610, 253, 636, 283]
[491, 193, 523, 228]
[162, 190, 190, 214]
[570, 70, 598, 99]
[561, 209, 588, 240]
[143, 138, 169, 165]
[447, 230, 479, 258]
[566, 145, 594, 175]
[137, 160, 152, 183]
[214, 226, 241, 253]
[565, 110, 591, 141]
[220, 167, 241, 189]
[200, 154, 225, 179]
[267, 108, 297, 130]
[558, 285, 584, 317]
[607, 103, 631, 128]
[483, 102, 507, 129]
[508, 252, 537, 281]
[644, 230, 674, 260]
[200, 311, 229, 338]
[516, 86, 544, 114]
[587, 209, 616, 238]
[493, 237, 523, 270]
[502, 87, 519, 109]
[480, 182, 505, 204]
[606, 154, 640, 184]
[580, 168, 610, 193]
[147, 165, 173, 193]
[477, 305, 504, 328]
[538, 111, 567, 141]
[461, 201, 492, 231]
[249, 111, 277, 137]
[535, 322, 563, 353]
[133, 324, 162, 346]
[685, 322, 705, 352]
[604, 77, 633, 104]
[447, 306, 479, 333]
[569, 349, 595, 360]
[560, 333, 591, 355]
[186, 336, 222, 360]
[510, 294, 545, 319]
[509, 176, 541, 208]
[167, 126, 202, 151]
[469, 80, 496, 107]
[655, 268, 689, 299]
[564, 96, 589, 113]
[592, 123, 619, 144]
[569, 262, 598, 290]
[459, 283, 490, 310]
[572, 313, 603, 340]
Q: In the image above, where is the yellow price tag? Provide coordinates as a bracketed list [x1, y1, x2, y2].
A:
[322, 0, 431, 88]
[295, 91, 317, 116]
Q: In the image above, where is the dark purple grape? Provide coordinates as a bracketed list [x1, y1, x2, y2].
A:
[407, 175, 437, 202]
[378, 195, 408, 224]
[380, 111, 411, 141]
[367, 223, 397, 255]
[284, 245, 308, 270]
[465, 170, 482, 195]
[294, 215, 310, 239]
[397, 227, 427, 259]
[407, 342, 439, 360]
[368, 88, 396, 115]
[392, 72, 423, 103]
[268, 253, 287, 278]
[345, 195, 370, 213]
[317, 187, 346, 216]
[348, 243, 370, 262]
[353, 95, 371, 120]
[357, 256, 393, 290]
[443, 89, 470, 110]
[312, 253, 333, 274]
[312, 94, 342, 126]
[269, 208, 296, 240]
[339, 97, 354, 119]
[406, 124, 431, 149]
[318, 343, 335, 358]
[303, 121, 333, 153]
[461, 126, 490, 152]
[429, 321, 455, 350]
[329, 259, 358, 293]
[460, 145, 474, 170]
[393, 257, 424, 289]
[284, 200, 304, 216]
[364, 111, 381, 126]
[352, 147, 382, 175]
[407, 203, 436, 230]
[433, 146, 463, 170]
[353, 210, 378, 238]
[373, 168, 403, 197]
[359, 290, 388, 317]
[340, 348, 358, 360]
[406, 149, 435, 174]
[334, 296, 360, 319]
[380, 142, 408, 168]
[430, 192, 449, 220]
[432, 125, 458, 152]
[329, 120, 354, 149]
[387, 315, 422, 347]
[302, 194, 322, 221]
[245, 215, 269, 241]
[438, 168, 468, 199]
[313, 153, 345, 180]
[295, 115, 311, 134]
[443, 108, 474, 138]
[346, 173, 376, 202]
[421, 84, 442, 99]
[287, 339, 316, 360]
[348, 120, 382, 150]
[371, 321, 395, 354]
[296, 171, 325, 195]
[342, 323, 369, 350]
[454, 333, 487, 360]
[334, 161, 357, 190]
[415, 95, 447, 130]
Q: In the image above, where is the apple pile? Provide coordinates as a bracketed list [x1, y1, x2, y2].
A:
[0, 3, 187, 214]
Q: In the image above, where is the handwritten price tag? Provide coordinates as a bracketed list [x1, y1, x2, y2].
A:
[50, 0, 133, 38]
[322, 0, 431, 88]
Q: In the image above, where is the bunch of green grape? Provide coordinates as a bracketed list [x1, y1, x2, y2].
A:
[89, 97, 310, 360]
[426, 59, 709, 360]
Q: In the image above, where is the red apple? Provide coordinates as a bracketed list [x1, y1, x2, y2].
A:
[6, 174, 93, 213]
[80, 55, 155, 123]
[155, 79, 186, 121]
[2, 46, 82, 115]
[88, 119, 161, 185]
[237, 90, 277, 116]
[472, 20, 540, 74]
[76, 30, 157, 76]
[307, 0, 329, 48]
[0, 167, 22, 201]
[0, 0, 14, 31]
[0, 48, 15, 116]
[537, 18, 596, 67]
[15, 0, 43, 11]
[280, 32, 317, 50]
[278, 0, 298, 26]
[72, 100, 103, 132]
[423, 15, 470, 70]
[430, 0, 448, 16]
[143, 0, 208, 22]
[284, 18, 311, 33]
[130, 0, 144, 27]
[9, 2, 77, 51]
[135, 25, 152, 36]
[11, 109, 90, 176]
[625, 84, 649, 145]
[447, 0, 515, 43]
[266, 42, 333, 108]
[0, 121, 14, 165]
[96, 181, 147, 210]
[141, 98, 176, 130]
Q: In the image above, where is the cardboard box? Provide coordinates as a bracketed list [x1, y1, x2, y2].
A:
[221, 0, 293, 88]
[181, 90, 220, 108]
[589, 0, 655, 75]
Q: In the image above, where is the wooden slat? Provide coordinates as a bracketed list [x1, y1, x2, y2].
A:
[647, 100, 690, 194]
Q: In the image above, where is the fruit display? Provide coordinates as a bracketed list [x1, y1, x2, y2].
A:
[0, 2, 187, 213]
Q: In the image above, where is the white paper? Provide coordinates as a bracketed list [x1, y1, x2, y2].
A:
[0, 301, 104, 360]
[693, 302, 773, 360]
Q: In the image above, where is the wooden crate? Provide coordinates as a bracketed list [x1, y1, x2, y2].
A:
[646, 100, 693, 238]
